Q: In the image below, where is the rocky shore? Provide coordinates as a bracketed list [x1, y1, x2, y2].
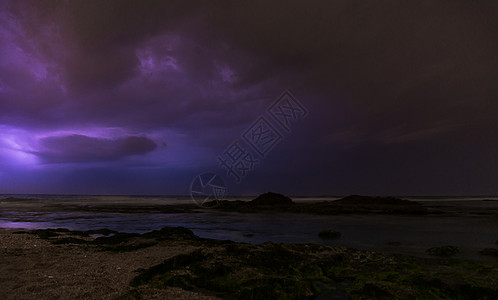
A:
[208, 193, 429, 215]
[0, 194, 431, 216]
[1, 227, 497, 299]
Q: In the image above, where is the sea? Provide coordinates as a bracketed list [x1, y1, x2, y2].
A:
[1, 194, 497, 261]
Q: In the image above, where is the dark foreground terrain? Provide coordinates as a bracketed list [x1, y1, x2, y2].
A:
[1, 226, 497, 300]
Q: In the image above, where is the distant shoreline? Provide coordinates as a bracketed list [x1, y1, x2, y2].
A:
[1, 194, 497, 262]
[2, 193, 498, 200]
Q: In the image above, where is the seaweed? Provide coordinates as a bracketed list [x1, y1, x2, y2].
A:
[23, 227, 195, 252]
[130, 242, 498, 299]
[426, 246, 460, 257]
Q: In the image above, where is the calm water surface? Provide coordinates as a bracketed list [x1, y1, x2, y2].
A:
[1, 195, 497, 261]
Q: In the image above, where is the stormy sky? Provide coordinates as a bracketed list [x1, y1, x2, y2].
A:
[0, 0, 497, 196]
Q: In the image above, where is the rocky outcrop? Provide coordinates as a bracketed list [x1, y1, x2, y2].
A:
[250, 192, 294, 206]
[211, 193, 428, 215]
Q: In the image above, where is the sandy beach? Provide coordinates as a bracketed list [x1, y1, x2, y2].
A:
[1, 222, 497, 299]
[0, 229, 218, 300]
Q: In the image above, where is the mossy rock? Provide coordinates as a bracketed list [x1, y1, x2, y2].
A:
[479, 248, 498, 258]
[141, 226, 196, 240]
[92, 232, 141, 245]
[318, 230, 341, 240]
[25, 227, 191, 253]
[426, 246, 460, 257]
[352, 281, 394, 299]
[129, 236, 498, 299]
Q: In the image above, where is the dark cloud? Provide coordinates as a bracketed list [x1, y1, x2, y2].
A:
[35, 134, 157, 163]
[4, 0, 198, 89]
[0, 0, 497, 194]
[0, 0, 275, 132]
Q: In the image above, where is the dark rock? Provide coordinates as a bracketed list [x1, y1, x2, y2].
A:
[206, 192, 294, 210]
[426, 246, 460, 257]
[479, 248, 498, 258]
[25, 226, 196, 252]
[141, 226, 197, 240]
[1, 197, 38, 202]
[99, 242, 157, 253]
[92, 232, 141, 245]
[318, 230, 341, 240]
[332, 195, 428, 214]
[51, 237, 87, 244]
[250, 192, 294, 206]
[335, 195, 419, 206]
[31, 229, 60, 239]
[209, 193, 427, 215]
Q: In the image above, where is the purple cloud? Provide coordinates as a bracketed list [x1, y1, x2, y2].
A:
[1, 0, 498, 194]
[35, 134, 157, 163]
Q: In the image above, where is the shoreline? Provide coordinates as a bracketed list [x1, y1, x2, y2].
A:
[1, 194, 498, 264]
[1, 227, 498, 299]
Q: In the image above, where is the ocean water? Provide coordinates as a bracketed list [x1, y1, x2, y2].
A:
[1, 194, 497, 261]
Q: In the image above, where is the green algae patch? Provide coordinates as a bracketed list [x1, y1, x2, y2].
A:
[426, 245, 460, 257]
[22, 227, 498, 299]
[131, 244, 322, 299]
[22, 227, 196, 252]
[130, 242, 498, 299]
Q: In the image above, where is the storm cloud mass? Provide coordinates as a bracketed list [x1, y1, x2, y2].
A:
[0, 0, 497, 195]
[36, 134, 157, 163]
